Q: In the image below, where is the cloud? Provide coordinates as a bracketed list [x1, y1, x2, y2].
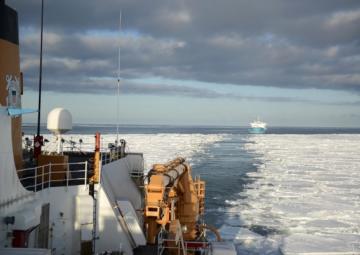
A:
[326, 9, 360, 28]
[24, 73, 356, 106]
[10, 0, 360, 98]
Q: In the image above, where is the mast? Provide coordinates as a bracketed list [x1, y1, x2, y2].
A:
[34, 0, 44, 158]
[37, 0, 44, 136]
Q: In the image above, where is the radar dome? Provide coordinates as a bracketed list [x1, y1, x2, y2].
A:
[47, 108, 72, 135]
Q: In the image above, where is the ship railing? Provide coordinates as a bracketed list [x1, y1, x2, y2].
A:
[18, 161, 88, 192]
[158, 239, 211, 255]
[100, 145, 124, 165]
[157, 229, 211, 255]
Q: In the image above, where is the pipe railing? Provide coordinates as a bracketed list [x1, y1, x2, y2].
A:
[18, 161, 88, 192]
[158, 239, 211, 255]
[23, 137, 126, 167]
[157, 229, 211, 255]
[101, 146, 124, 165]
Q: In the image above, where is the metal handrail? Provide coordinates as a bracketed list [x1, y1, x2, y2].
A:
[158, 239, 211, 255]
[101, 146, 123, 166]
[18, 161, 88, 192]
[157, 229, 211, 255]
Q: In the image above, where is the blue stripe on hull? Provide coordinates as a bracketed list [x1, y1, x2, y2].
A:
[248, 127, 266, 134]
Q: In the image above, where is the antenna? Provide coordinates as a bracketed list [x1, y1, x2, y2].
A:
[116, 10, 122, 144]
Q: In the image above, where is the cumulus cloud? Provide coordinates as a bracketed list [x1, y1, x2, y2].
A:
[326, 9, 360, 28]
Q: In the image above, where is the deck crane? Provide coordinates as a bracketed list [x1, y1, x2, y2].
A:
[144, 157, 221, 250]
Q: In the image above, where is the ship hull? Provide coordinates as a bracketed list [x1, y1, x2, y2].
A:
[248, 127, 266, 134]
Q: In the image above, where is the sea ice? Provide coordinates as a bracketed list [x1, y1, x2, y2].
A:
[40, 133, 226, 170]
[228, 134, 360, 254]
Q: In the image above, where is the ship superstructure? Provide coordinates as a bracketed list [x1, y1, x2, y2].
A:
[248, 118, 267, 134]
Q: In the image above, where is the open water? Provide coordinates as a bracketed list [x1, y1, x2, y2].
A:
[23, 125, 360, 254]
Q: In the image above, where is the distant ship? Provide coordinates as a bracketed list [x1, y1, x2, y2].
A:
[248, 118, 267, 134]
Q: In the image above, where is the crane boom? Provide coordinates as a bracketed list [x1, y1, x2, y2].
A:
[144, 157, 205, 244]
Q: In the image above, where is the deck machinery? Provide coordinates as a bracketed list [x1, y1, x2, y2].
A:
[144, 158, 207, 244]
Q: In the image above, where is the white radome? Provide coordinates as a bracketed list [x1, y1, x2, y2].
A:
[47, 108, 72, 135]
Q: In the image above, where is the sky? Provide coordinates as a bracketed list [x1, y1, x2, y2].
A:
[9, 0, 360, 127]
